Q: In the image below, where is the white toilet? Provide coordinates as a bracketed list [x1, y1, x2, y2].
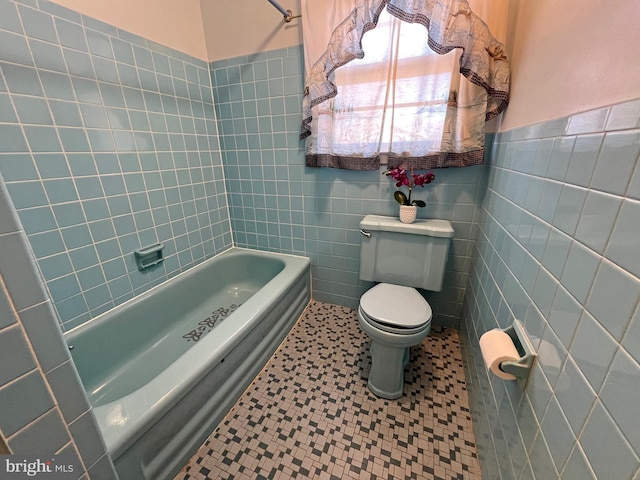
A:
[358, 215, 454, 399]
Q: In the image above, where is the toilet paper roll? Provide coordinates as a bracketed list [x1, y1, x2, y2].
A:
[479, 329, 520, 380]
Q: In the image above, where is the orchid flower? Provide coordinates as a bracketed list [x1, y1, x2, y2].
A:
[383, 165, 435, 207]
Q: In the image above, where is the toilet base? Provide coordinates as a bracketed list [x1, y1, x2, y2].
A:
[358, 305, 431, 400]
[368, 341, 410, 399]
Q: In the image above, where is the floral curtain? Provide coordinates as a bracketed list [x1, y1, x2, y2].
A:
[301, 0, 510, 170]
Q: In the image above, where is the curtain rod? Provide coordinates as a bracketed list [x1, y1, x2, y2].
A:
[266, 0, 301, 23]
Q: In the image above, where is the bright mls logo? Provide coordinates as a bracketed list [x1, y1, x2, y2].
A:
[0, 455, 77, 479]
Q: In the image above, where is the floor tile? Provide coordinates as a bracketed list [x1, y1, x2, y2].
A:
[176, 301, 481, 480]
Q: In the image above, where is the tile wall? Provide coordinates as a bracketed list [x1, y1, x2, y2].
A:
[9, 1, 636, 477]
[461, 99, 640, 479]
[0, 0, 231, 331]
[0, 180, 117, 478]
[211, 46, 485, 326]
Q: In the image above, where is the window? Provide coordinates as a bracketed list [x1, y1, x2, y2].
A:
[301, 0, 509, 170]
[326, 9, 457, 158]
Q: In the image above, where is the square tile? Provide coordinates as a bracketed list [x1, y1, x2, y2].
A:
[47, 360, 91, 423]
[606, 199, 640, 279]
[0, 370, 54, 437]
[580, 400, 639, 480]
[176, 302, 481, 480]
[20, 301, 71, 373]
[599, 349, 640, 452]
[586, 260, 640, 341]
[0, 326, 37, 386]
[574, 190, 622, 254]
[554, 357, 596, 436]
[560, 241, 600, 304]
[18, 5, 57, 43]
[569, 310, 618, 391]
[8, 407, 70, 455]
[590, 130, 640, 196]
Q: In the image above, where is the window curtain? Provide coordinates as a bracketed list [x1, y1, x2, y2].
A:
[301, 0, 510, 170]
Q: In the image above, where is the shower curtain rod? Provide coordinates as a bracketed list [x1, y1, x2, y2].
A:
[266, 0, 301, 23]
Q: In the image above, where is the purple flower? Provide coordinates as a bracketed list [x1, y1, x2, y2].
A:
[383, 165, 435, 207]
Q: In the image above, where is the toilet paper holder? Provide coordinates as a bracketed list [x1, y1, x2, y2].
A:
[500, 320, 537, 388]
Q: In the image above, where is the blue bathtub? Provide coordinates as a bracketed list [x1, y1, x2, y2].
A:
[64, 247, 311, 480]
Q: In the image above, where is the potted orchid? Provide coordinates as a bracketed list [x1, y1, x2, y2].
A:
[384, 165, 435, 223]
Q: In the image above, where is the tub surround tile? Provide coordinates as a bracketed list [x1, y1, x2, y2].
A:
[87, 454, 119, 480]
[0, 0, 230, 328]
[0, 325, 37, 385]
[20, 301, 71, 373]
[0, 370, 55, 437]
[69, 410, 109, 470]
[46, 360, 91, 424]
[0, 232, 48, 312]
[0, 284, 18, 330]
[7, 408, 69, 456]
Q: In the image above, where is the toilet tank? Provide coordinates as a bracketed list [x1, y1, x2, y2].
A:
[359, 215, 454, 291]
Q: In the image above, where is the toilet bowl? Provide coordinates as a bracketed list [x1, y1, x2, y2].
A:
[357, 215, 453, 399]
[358, 283, 432, 399]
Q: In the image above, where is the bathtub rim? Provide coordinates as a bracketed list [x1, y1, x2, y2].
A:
[64, 246, 307, 339]
[63, 246, 311, 458]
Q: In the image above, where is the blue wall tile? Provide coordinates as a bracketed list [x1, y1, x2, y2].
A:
[211, 45, 482, 323]
[0, 0, 231, 329]
[2, 1, 640, 476]
[462, 99, 640, 478]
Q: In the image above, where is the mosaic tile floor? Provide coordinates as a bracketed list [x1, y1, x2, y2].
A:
[175, 301, 481, 480]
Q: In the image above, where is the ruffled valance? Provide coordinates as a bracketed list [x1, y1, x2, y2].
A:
[301, 0, 510, 143]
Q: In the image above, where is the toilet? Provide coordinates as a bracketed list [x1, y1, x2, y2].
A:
[358, 215, 454, 399]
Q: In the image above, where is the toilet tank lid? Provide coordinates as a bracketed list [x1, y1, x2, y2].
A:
[360, 215, 454, 238]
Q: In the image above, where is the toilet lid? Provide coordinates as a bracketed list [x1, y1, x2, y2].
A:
[360, 283, 432, 329]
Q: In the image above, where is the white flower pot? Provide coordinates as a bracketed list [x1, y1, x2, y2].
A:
[399, 205, 417, 224]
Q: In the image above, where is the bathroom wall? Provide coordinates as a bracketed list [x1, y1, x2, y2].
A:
[462, 98, 640, 480]
[0, 0, 232, 331]
[0, 0, 230, 476]
[0, 180, 117, 478]
[48, 0, 208, 60]
[210, 45, 486, 325]
[461, 2, 640, 479]
[502, 0, 640, 131]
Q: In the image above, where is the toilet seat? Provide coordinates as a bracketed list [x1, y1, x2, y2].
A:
[360, 283, 432, 334]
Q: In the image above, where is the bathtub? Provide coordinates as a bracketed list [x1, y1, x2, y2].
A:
[64, 247, 311, 480]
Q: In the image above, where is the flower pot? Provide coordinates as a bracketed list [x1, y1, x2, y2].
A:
[399, 205, 417, 224]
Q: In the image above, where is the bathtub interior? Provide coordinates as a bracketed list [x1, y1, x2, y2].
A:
[65, 252, 285, 407]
